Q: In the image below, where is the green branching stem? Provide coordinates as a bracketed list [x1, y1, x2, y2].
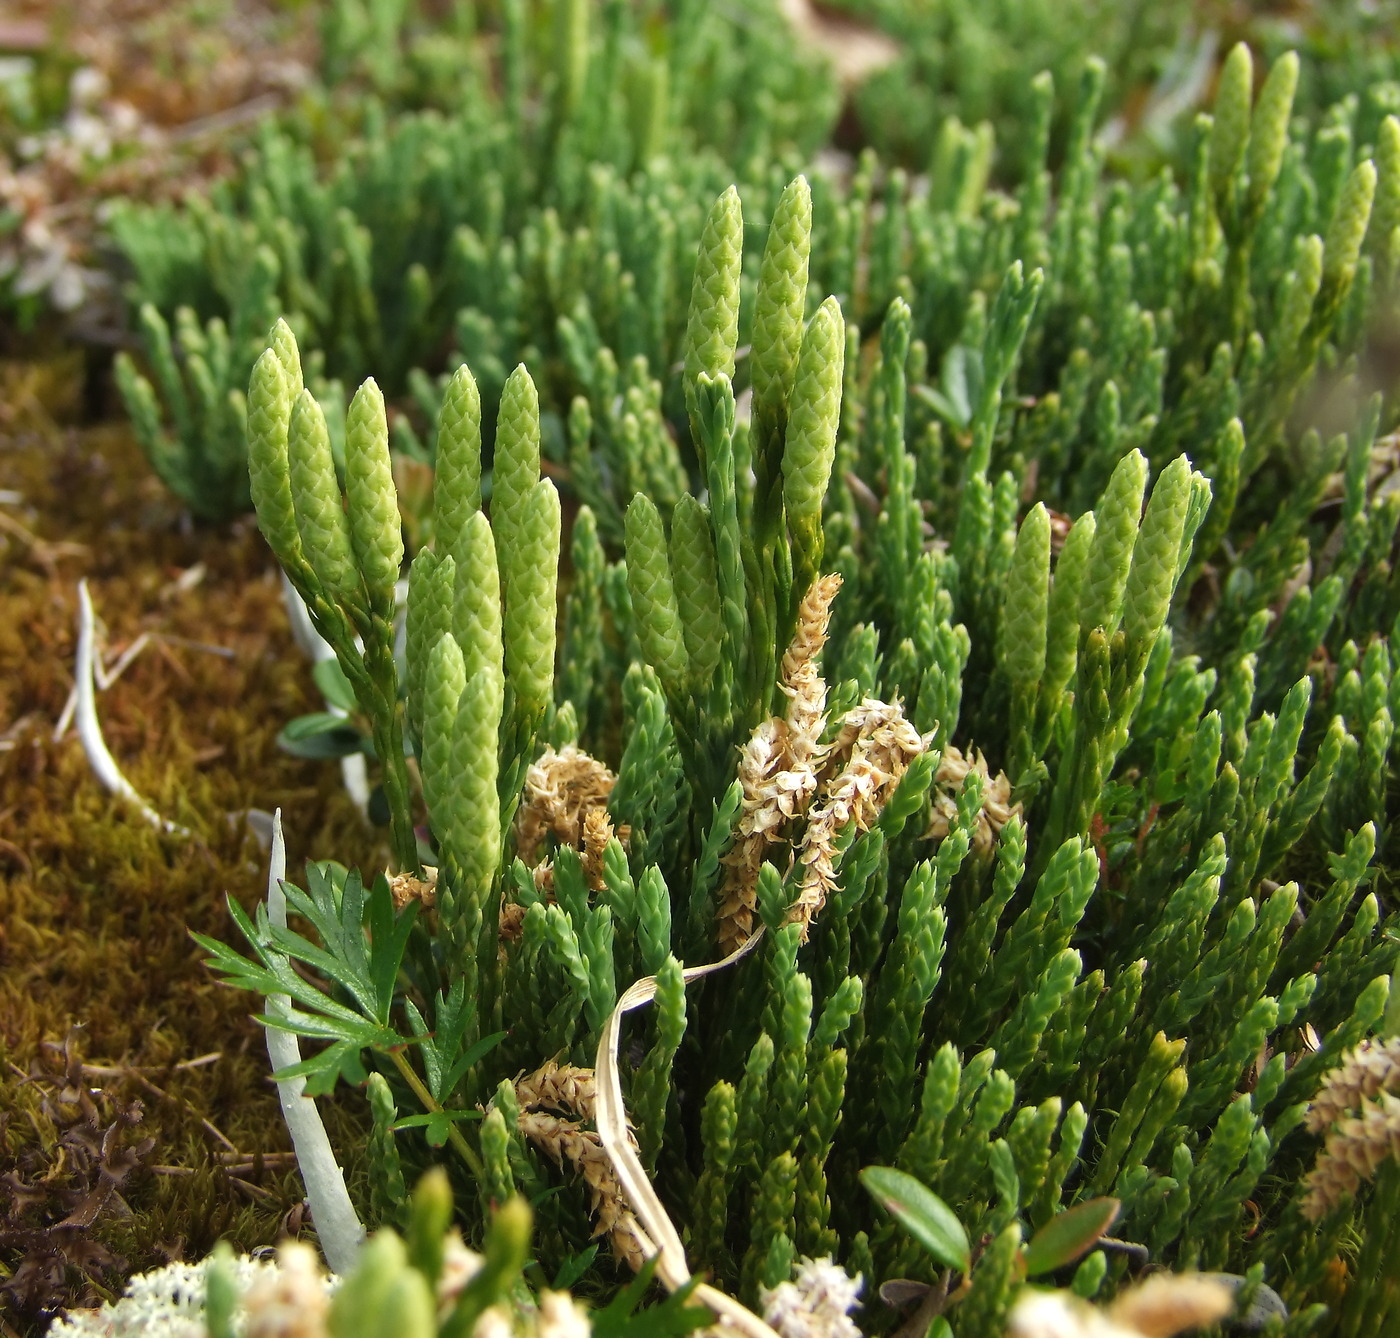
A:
[387, 1047, 486, 1180]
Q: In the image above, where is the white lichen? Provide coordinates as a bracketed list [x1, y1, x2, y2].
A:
[48, 1253, 333, 1338]
[760, 1256, 863, 1338]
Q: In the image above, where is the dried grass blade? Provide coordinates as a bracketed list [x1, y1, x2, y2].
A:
[264, 809, 366, 1272]
[594, 928, 781, 1338]
[72, 579, 188, 836]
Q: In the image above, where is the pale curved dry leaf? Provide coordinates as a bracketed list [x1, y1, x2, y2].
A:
[593, 928, 780, 1338]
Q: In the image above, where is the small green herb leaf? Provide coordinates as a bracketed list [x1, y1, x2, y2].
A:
[278, 713, 364, 759]
[553, 1244, 600, 1291]
[313, 658, 359, 712]
[267, 1038, 372, 1096]
[392, 1109, 483, 1146]
[366, 870, 417, 1019]
[589, 1257, 710, 1338]
[402, 980, 507, 1104]
[280, 711, 355, 740]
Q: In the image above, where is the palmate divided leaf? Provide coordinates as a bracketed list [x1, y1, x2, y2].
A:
[402, 979, 508, 1111]
[199, 866, 417, 1091]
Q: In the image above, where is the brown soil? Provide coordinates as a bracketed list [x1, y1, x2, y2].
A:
[7, 0, 311, 127]
[0, 357, 383, 1335]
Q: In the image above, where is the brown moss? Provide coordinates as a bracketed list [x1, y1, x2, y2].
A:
[0, 363, 383, 1332]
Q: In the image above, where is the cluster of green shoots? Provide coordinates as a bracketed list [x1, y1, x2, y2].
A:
[197, 36, 1400, 1332]
[180, 34, 1400, 1338]
[109, 0, 837, 520]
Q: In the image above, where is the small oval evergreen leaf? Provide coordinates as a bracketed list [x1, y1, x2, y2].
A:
[1023, 1197, 1121, 1276]
[859, 1166, 971, 1273]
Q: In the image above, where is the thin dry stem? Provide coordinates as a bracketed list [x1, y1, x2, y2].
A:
[925, 744, 1019, 856]
[1301, 1089, 1400, 1220]
[1305, 1036, 1400, 1133]
[516, 746, 617, 868]
[517, 1110, 648, 1270]
[593, 933, 780, 1338]
[789, 698, 928, 939]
